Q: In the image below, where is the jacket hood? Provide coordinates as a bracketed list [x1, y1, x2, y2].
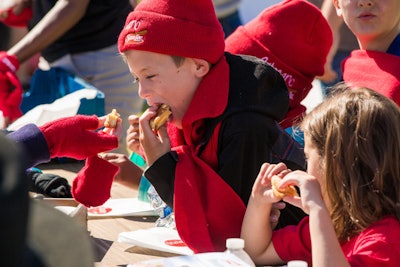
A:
[224, 52, 289, 121]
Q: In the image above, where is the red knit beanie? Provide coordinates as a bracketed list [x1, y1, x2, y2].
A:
[118, 0, 225, 64]
[225, 0, 333, 93]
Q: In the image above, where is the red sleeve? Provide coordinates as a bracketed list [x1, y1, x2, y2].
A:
[272, 216, 312, 265]
[345, 217, 400, 267]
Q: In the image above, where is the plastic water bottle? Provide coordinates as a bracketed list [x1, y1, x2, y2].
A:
[288, 260, 308, 267]
[129, 152, 175, 228]
[147, 184, 175, 229]
[0, 111, 4, 129]
[224, 238, 256, 267]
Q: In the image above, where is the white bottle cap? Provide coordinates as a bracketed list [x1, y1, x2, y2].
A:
[226, 238, 245, 250]
[0, 0, 14, 9]
[287, 260, 308, 267]
[0, 111, 3, 129]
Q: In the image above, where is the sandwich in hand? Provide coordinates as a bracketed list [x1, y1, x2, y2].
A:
[104, 109, 120, 128]
[149, 104, 171, 131]
[271, 175, 298, 198]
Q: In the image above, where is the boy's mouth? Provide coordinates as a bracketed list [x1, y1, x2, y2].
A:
[358, 12, 375, 20]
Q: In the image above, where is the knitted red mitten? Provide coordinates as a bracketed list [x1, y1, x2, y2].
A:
[72, 155, 119, 207]
[0, 72, 23, 122]
[4, 72, 23, 120]
[0, 7, 33, 27]
[0, 52, 19, 73]
[39, 115, 118, 160]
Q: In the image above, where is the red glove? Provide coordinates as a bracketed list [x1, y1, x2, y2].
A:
[0, 52, 20, 73]
[0, 72, 23, 125]
[39, 115, 119, 160]
[0, 52, 24, 125]
[0, 7, 32, 28]
[72, 155, 119, 207]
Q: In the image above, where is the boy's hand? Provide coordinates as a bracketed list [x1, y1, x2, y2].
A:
[138, 107, 171, 166]
[126, 114, 141, 153]
[99, 152, 143, 189]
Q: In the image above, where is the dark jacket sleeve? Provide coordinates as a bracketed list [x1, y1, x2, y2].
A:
[218, 113, 307, 227]
[7, 124, 51, 168]
[217, 112, 278, 205]
[144, 151, 177, 207]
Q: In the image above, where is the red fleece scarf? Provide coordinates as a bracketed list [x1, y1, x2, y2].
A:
[342, 50, 400, 106]
[169, 57, 246, 252]
[174, 145, 246, 252]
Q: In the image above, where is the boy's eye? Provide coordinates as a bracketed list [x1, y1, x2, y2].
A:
[133, 74, 156, 83]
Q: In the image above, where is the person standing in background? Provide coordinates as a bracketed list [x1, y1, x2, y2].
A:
[0, 0, 142, 154]
[308, 0, 358, 96]
[213, 0, 243, 37]
[334, 0, 400, 106]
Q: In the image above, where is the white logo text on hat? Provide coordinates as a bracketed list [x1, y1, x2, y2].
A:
[262, 56, 296, 89]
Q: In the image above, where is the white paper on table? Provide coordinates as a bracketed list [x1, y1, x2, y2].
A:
[87, 198, 156, 218]
[127, 252, 254, 267]
[118, 227, 194, 255]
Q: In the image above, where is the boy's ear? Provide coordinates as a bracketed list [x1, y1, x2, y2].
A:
[192, 58, 210, 78]
[333, 0, 343, 17]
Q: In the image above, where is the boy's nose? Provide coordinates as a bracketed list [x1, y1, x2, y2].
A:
[137, 84, 148, 99]
[358, 0, 373, 8]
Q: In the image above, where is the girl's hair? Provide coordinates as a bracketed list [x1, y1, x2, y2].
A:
[301, 85, 400, 242]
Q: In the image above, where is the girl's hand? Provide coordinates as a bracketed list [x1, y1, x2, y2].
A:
[251, 162, 291, 204]
[126, 114, 140, 153]
[280, 170, 324, 214]
[138, 106, 171, 166]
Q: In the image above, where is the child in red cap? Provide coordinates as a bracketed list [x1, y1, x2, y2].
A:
[334, 0, 400, 105]
[225, 0, 333, 129]
[115, 0, 307, 253]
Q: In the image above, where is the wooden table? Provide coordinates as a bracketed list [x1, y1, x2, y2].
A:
[38, 161, 178, 267]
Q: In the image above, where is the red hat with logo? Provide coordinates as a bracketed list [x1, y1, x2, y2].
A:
[118, 0, 225, 64]
[225, 0, 332, 101]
